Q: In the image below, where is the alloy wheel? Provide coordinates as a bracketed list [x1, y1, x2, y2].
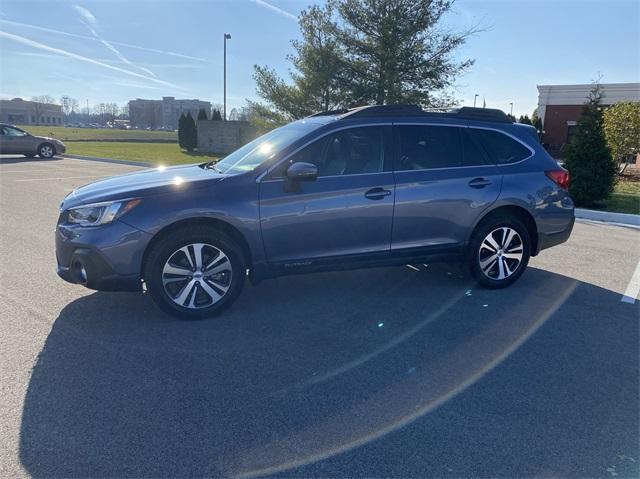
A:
[40, 145, 54, 158]
[478, 227, 524, 280]
[161, 243, 232, 309]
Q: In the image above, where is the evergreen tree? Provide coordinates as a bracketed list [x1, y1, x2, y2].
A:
[564, 84, 617, 206]
[518, 114, 532, 125]
[197, 108, 208, 121]
[211, 109, 223, 121]
[183, 112, 197, 151]
[253, 0, 476, 120]
[531, 108, 543, 139]
[177, 113, 187, 149]
[506, 113, 517, 122]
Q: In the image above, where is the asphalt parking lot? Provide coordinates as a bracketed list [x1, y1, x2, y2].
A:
[1, 154, 639, 478]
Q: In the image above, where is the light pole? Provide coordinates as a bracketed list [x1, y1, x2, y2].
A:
[473, 94, 479, 108]
[509, 102, 514, 116]
[223, 33, 231, 121]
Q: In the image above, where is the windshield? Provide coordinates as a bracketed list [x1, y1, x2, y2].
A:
[211, 121, 320, 175]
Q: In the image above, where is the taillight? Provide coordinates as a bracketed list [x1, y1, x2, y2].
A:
[545, 169, 570, 190]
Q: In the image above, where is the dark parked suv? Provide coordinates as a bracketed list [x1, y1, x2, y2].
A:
[56, 105, 574, 318]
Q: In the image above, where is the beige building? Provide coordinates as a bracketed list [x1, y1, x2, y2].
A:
[128, 96, 211, 130]
[0, 98, 64, 125]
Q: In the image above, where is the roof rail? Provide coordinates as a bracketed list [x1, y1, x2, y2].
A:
[307, 108, 350, 117]
[314, 104, 512, 123]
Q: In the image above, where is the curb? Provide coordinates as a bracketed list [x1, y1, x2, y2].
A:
[575, 208, 640, 228]
[63, 154, 151, 167]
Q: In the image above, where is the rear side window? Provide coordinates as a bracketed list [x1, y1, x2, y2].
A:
[397, 125, 463, 170]
[461, 129, 489, 167]
[468, 128, 531, 164]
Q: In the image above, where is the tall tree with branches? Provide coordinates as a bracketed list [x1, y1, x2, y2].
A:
[253, 0, 476, 120]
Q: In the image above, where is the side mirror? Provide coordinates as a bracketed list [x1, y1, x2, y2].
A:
[286, 162, 318, 182]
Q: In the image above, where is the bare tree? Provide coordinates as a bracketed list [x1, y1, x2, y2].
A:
[32, 95, 57, 105]
[31, 95, 58, 124]
[60, 96, 80, 116]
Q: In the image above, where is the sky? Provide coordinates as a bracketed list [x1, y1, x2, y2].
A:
[0, 0, 638, 118]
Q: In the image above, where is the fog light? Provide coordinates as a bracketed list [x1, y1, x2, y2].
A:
[79, 265, 88, 283]
[72, 260, 88, 284]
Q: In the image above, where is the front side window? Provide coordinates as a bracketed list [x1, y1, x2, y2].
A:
[468, 128, 531, 164]
[275, 126, 387, 178]
[213, 120, 320, 175]
[2, 126, 27, 136]
[397, 125, 464, 170]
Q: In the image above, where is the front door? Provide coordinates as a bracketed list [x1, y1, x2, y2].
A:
[391, 124, 502, 252]
[0, 126, 32, 154]
[259, 125, 395, 265]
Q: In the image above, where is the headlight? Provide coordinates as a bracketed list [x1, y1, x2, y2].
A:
[66, 199, 141, 226]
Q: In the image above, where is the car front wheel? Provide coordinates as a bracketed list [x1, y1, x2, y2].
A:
[469, 216, 531, 289]
[38, 143, 55, 158]
[144, 226, 246, 319]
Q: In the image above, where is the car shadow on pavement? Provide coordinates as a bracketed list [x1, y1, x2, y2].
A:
[18, 265, 639, 478]
[0, 155, 64, 165]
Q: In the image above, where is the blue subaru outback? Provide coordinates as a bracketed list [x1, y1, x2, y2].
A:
[56, 105, 574, 319]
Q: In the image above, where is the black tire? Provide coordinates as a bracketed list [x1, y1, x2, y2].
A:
[468, 215, 531, 289]
[144, 226, 246, 319]
[38, 143, 55, 158]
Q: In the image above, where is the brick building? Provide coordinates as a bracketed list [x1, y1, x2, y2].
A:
[537, 83, 640, 155]
[128, 96, 211, 130]
[0, 98, 63, 125]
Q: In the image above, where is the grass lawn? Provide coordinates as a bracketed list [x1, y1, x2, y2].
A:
[67, 141, 218, 165]
[601, 180, 640, 215]
[17, 125, 177, 141]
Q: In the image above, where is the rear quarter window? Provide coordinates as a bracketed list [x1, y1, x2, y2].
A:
[468, 128, 532, 165]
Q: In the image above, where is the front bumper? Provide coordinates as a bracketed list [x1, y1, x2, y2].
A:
[56, 143, 66, 154]
[55, 220, 151, 292]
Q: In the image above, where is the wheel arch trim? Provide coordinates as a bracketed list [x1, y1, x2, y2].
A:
[467, 203, 539, 255]
[140, 217, 253, 279]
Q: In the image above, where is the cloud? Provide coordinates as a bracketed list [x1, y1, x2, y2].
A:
[0, 30, 187, 92]
[250, 0, 297, 21]
[0, 19, 208, 62]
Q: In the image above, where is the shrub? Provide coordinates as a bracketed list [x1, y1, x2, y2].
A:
[603, 101, 640, 165]
[177, 113, 186, 149]
[563, 84, 617, 207]
[183, 112, 197, 151]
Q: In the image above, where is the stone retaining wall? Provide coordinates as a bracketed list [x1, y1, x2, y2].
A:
[197, 120, 259, 154]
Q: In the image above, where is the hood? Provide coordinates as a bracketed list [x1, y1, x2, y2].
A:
[36, 135, 64, 144]
[62, 163, 226, 209]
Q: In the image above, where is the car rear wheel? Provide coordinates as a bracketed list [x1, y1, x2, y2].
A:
[469, 216, 530, 289]
[144, 226, 245, 319]
[38, 143, 55, 158]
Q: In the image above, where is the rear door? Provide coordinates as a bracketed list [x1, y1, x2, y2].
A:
[391, 124, 502, 252]
[259, 125, 395, 264]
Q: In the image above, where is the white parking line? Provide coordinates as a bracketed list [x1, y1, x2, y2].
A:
[14, 175, 106, 182]
[621, 260, 640, 304]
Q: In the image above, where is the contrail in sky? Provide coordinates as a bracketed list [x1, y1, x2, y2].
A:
[0, 30, 187, 91]
[73, 4, 157, 78]
[0, 19, 208, 62]
[250, 0, 297, 21]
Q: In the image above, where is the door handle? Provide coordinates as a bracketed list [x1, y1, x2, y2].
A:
[364, 187, 391, 200]
[468, 177, 492, 188]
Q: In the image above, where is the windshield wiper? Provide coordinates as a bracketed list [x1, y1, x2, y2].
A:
[202, 161, 224, 173]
